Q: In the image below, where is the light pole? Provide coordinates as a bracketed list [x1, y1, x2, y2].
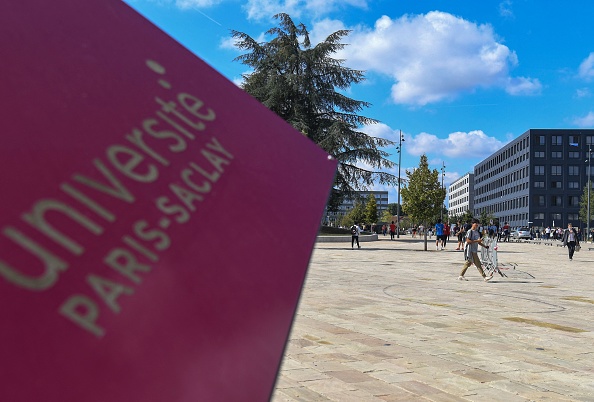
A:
[440, 161, 446, 221]
[586, 144, 594, 242]
[396, 130, 405, 238]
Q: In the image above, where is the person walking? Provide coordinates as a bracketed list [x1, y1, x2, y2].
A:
[435, 219, 445, 250]
[561, 223, 580, 261]
[443, 221, 451, 249]
[455, 220, 468, 250]
[389, 221, 396, 240]
[458, 219, 493, 281]
[350, 223, 361, 249]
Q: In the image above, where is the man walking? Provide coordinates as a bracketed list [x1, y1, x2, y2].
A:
[435, 219, 445, 250]
[561, 223, 580, 261]
[459, 218, 493, 281]
[350, 223, 361, 249]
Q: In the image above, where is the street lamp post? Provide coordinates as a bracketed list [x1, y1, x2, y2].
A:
[396, 130, 405, 238]
[586, 144, 594, 242]
[441, 162, 446, 221]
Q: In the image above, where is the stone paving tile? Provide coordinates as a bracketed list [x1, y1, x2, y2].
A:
[451, 368, 510, 383]
[274, 386, 331, 401]
[283, 368, 331, 382]
[323, 389, 390, 401]
[325, 369, 375, 383]
[300, 378, 358, 394]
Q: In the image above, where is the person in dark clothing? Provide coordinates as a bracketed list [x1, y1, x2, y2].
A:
[561, 223, 580, 261]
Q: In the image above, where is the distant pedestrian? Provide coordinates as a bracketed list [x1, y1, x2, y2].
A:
[389, 221, 396, 240]
[435, 219, 445, 250]
[561, 223, 580, 261]
[443, 221, 451, 249]
[350, 223, 361, 249]
[458, 219, 492, 281]
[382, 224, 387, 236]
[455, 221, 467, 250]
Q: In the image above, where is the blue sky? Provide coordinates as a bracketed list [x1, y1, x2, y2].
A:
[124, 0, 594, 204]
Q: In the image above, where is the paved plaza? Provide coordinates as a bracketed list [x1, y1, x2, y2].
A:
[271, 235, 594, 401]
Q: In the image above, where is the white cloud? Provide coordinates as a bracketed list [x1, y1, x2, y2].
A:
[406, 130, 504, 158]
[244, 0, 367, 21]
[504, 76, 542, 96]
[321, 12, 540, 105]
[576, 88, 591, 98]
[499, 0, 514, 19]
[360, 122, 401, 142]
[573, 111, 594, 127]
[578, 52, 594, 80]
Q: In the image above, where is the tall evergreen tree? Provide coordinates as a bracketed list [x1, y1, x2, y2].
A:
[232, 14, 396, 208]
[400, 155, 446, 250]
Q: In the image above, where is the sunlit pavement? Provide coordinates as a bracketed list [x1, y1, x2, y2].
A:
[271, 236, 594, 401]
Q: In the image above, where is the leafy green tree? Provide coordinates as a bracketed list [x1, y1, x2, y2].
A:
[386, 203, 402, 216]
[381, 209, 395, 223]
[365, 194, 378, 224]
[232, 13, 396, 206]
[341, 201, 366, 228]
[400, 155, 446, 250]
[479, 210, 496, 227]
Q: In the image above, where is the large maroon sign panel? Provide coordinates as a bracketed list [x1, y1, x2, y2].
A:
[0, 1, 337, 401]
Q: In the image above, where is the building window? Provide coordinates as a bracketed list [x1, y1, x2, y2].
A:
[534, 213, 545, 219]
[539, 136, 545, 145]
[534, 151, 545, 158]
[551, 166, 562, 175]
[587, 136, 593, 145]
[551, 151, 562, 158]
[551, 196, 562, 206]
[552, 136, 563, 145]
[534, 181, 545, 188]
[535, 166, 545, 175]
[535, 195, 545, 206]
[568, 196, 580, 206]
[551, 213, 562, 221]
[569, 181, 580, 189]
[568, 166, 579, 176]
[569, 136, 580, 146]
[568, 213, 579, 221]
[569, 151, 580, 158]
[551, 181, 562, 189]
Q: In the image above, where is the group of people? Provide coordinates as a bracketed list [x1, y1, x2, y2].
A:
[353, 219, 584, 267]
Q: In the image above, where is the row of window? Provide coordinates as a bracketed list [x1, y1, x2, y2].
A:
[533, 213, 579, 221]
[536, 135, 593, 146]
[534, 151, 582, 158]
[475, 182, 529, 204]
[534, 181, 594, 190]
[533, 195, 581, 207]
[534, 166, 594, 176]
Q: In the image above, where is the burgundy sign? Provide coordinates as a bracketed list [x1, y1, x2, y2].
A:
[0, 2, 336, 401]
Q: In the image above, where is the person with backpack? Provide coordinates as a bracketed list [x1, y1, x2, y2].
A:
[350, 223, 361, 249]
[458, 218, 492, 281]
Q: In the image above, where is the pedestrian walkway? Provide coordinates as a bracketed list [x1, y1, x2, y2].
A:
[271, 236, 594, 401]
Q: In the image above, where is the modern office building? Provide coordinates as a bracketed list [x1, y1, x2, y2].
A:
[473, 129, 594, 230]
[325, 190, 389, 225]
[448, 173, 474, 218]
